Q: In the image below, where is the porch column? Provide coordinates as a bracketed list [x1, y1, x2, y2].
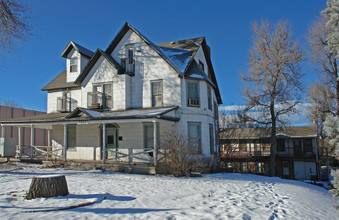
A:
[47, 130, 51, 161]
[63, 124, 67, 161]
[17, 127, 22, 158]
[30, 125, 34, 159]
[47, 130, 51, 147]
[1, 125, 4, 138]
[153, 121, 157, 166]
[102, 123, 106, 163]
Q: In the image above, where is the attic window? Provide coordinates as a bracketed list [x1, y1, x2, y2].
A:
[199, 60, 204, 73]
[121, 44, 135, 75]
[70, 57, 78, 72]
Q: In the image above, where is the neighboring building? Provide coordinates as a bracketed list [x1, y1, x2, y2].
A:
[220, 126, 318, 180]
[0, 105, 49, 157]
[0, 23, 222, 167]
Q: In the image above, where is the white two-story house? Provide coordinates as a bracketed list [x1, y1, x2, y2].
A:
[0, 23, 222, 167]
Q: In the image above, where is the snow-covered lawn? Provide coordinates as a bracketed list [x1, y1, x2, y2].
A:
[0, 163, 337, 220]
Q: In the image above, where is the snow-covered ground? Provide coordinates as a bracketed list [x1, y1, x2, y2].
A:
[0, 162, 337, 220]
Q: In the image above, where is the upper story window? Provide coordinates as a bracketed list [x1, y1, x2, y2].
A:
[207, 85, 212, 110]
[121, 44, 135, 75]
[199, 60, 204, 73]
[70, 57, 78, 72]
[277, 139, 285, 152]
[187, 81, 200, 107]
[303, 139, 313, 152]
[87, 83, 113, 110]
[151, 80, 162, 107]
[57, 91, 77, 112]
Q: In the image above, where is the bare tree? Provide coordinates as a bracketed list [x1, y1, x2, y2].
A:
[308, 15, 339, 115]
[0, 0, 30, 53]
[240, 20, 304, 176]
[308, 82, 336, 152]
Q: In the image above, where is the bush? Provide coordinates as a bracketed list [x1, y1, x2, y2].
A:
[156, 130, 207, 177]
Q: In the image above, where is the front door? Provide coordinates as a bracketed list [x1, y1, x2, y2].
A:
[106, 127, 117, 158]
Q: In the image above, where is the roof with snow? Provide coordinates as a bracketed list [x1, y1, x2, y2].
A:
[43, 23, 222, 104]
[61, 41, 95, 58]
[0, 106, 179, 124]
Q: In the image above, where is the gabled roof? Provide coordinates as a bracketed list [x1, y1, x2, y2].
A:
[104, 23, 222, 104]
[41, 70, 80, 91]
[105, 22, 184, 76]
[61, 41, 94, 58]
[74, 49, 123, 84]
[157, 37, 222, 104]
[157, 37, 204, 74]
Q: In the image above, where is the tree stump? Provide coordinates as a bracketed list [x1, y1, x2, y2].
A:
[26, 175, 69, 200]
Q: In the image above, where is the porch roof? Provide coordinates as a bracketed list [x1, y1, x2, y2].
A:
[0, 106, 180, 125]
[220, 126, 317, 140]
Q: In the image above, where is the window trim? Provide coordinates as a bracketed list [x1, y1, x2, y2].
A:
[187, 121, 202, 154]
[187, 81, 200, 107]
[123, 44, 135, 75]
[90, 82, 113, 110]
[67, 124, 76, 149]
[70, 57, 78, 73]
[151, 80, 163, 107]
[143, 122, 159, 149]
[209, 123, 214, 154]
[207, 85, 212, 110]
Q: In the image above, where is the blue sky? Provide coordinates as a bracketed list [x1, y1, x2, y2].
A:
[0, 0, 327, 112]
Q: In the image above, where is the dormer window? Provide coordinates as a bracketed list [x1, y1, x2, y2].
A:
[70, 57, 78, 72]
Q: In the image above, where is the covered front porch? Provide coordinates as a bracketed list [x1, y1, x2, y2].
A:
[0, 107, 179, 168]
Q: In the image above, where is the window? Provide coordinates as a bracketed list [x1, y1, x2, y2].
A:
[277, 139, 285, 151]
[151, 80, 162, 107]
[187, 81, 200, 107]
[188, 122, 201, 154]
[254, 140, 261, 151]
[88, 83, 112, 109]
[239, 140, 247, 151]
[67, 125, 76, 149]
[57, 91, 71, 112]
[144, 123, 159, 149]
[262, 143, 271, 152]
[70, 57, 77, 72]
[122, 44, 135, 75]
[303, 139, 313, 152]
[207, 85, 212, 110]
[199, 60, 204, 73]
[209, 124, 214, 154]
[294, 140, 302, 156]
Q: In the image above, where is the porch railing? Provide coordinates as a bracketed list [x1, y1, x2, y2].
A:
[16, 145, 62, 161]
[105, 148, 154, 164]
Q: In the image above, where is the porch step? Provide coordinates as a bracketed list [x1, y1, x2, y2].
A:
[0, 157, 20, 163]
